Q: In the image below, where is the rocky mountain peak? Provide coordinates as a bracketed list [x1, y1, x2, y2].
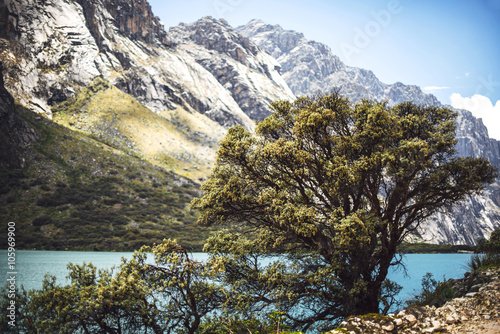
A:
[238, 20, 439, 107]
[169, 16, 259, 67]
[237, 19, 305, 59]
[0, 1, 291, 129]
[101, 0, 169, 45]
[455, 108, 500, 168]
[74, 0, 170, 50]
[169, 16, 294, 122]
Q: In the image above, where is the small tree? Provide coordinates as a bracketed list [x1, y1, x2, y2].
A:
[476, 228, 500, 254]
[192, 93, 497, 330]
[2, 240, 226, 334]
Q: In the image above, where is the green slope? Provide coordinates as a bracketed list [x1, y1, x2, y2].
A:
[0, 104, 216, 251]
[52, 78, 225, 181]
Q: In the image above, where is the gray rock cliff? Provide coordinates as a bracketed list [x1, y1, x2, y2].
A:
[0, 1, 293, 130]
[168, 17, 294, 122]
[0, 61, 38, 168]
[424, 110, 500, 245]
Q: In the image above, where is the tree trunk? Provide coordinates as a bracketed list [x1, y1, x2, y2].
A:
[346, 253, 394, 316]
[354, 286, 381, 315]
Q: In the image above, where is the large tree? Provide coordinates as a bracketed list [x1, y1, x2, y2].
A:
[192, 93, 497, 330]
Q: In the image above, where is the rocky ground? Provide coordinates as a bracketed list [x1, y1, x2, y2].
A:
[328, 267, 500, 333]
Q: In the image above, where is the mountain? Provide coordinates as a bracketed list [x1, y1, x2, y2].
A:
[0, 1, 292, 127]
[0, 64, 214, 251]
[0, 0, 295, 251]
[0, 1, 295, 180]
[238, 19, 500, 245]
[237, 19, 440, 106]
[426, 110, 500, 244]
[0, 0, 498, 246]
[168, 17, 294, 123]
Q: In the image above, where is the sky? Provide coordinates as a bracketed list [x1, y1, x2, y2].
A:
[148, 0, 500, 140]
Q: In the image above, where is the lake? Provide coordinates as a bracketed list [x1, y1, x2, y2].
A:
[1, 250, 472, 304]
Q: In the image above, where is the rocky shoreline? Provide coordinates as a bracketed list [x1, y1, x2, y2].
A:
[328, 267, 500, 333]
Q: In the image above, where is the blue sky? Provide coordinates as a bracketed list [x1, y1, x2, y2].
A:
[148, 0, 500, 139]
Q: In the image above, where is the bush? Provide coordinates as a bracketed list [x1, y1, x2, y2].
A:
[468, 228, 500, 271]
[406, 273, 455, 308]
[0, 169, 25, 194]
[476, 228, 500, 254]
[467, 253, 500, 271]
[198, 313, 291, 334]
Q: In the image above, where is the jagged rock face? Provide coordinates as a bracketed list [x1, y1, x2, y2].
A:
[0, 1, 296, 130]
[0, 62, 38, 168]
[238, 19, 440, 107]
[169, 17, 260, 62]
[455, 110, 500, 167]
[1, 0, 101, 114]
[239, 19, 500, 245]
[92, 0, 169, 46]
[169, 17, 294, 122]
[419, 110, 500, 245]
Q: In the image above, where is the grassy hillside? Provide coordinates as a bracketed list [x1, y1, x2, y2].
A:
[0, 103, 216, 251]
[52, 78, 226, 181]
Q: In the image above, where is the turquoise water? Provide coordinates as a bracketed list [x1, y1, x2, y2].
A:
[0, 250, 472, 304]
[386, 253, 472, 301]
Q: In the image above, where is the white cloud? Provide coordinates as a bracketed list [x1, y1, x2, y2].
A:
[450, 93, 500, 140]
[423, 86, 450, 92]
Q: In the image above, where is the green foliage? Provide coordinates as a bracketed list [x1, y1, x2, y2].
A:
[51, 77, 111, 115]
[51, 77, 222, 181]
[380, 279, 403, 314]
[0, 240, 225, 334]
[197, 312, 298, 334]
[405, 273, 455, 308]
[191, 93, 497, 331]
[467, 229, 500, 270]
[467, 253, 500, 271]
[0, 105, 213, 252]
[476, 228, 500, 255]
[0, 169, 25, 194]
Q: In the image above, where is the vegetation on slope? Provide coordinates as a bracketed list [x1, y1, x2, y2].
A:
[1, 92, 497, 333]
[52, 77, 226, 181]
[0, 104, 215, 251]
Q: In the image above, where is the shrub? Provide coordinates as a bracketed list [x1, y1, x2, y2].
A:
[476, 228, 500, 254]
[467, 253, 500, 271]
[468, 228, 500, 271]
[405, 273, 454, 308]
